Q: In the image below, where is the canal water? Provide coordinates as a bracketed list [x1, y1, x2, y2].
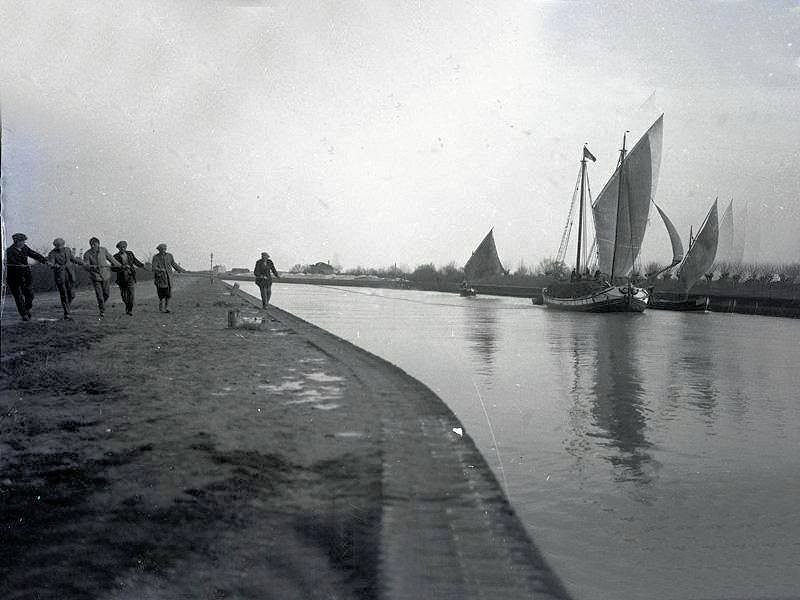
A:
[239, 282, 800, 600]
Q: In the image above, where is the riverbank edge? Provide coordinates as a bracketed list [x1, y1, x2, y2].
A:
[225, 281, 573, 599]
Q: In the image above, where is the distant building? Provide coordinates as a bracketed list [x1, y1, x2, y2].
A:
[230, 267, 250, 274]
[305, 261, 336, 275]
[212, 264, 227, 274]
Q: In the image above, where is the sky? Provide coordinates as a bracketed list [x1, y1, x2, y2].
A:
[1, 0, 799, 271]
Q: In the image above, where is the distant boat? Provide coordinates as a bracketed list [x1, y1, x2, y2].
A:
[677, 199, 719, 289]
[462, 228, 505, 297]
[649, 199, 719, 311]
[543, 116, 663, 312]
[714, 199, 747, 267]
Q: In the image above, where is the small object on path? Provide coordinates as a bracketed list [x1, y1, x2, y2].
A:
[227, 309, 266, 330]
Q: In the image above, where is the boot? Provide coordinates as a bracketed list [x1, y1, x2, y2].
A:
[163, 299, 171, 313]
[159, 299, 165, 313]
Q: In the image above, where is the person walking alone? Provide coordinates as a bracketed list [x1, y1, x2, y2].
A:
[151, 243, 187, 313]
[47, 238, 84, 320]
[254, 252, 280, 309]
[83, 237, 121, 318]
[112, 241, 146, 316]
[5, 233, 47, 321]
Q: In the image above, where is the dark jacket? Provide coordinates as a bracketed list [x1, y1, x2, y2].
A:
[254, 258, 279, 281]
[6, 244, 47, 268]
[47, 247, 83, 284]
[112, 250, 145, 286]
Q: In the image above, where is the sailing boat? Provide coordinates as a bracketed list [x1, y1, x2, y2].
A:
[462, 228, 505, 296]
[649, 200, 719, 311]
[543, 116, 663, 312]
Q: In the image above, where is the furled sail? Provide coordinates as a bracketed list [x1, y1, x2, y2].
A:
[592, 115, 663, 278]
[678, 200, 719, 289]
[715, 200, 735, 265]
[654, 203, 684, 267]
[464, 229, 505, 280]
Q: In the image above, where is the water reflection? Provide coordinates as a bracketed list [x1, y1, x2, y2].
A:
[462, 299, 500, 376]
[585, 317, 654, 486]
[675, 317, 719, 421]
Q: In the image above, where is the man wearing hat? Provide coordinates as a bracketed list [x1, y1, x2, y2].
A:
[83, 237, 121, 317]
[112, 241, 146, 316]
[47, 238, 84, 319]
[5, 233, 47, 321]
[253, 251, 280, 309]
[151, 243, 187, 313]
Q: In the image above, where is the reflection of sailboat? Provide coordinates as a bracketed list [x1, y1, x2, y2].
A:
[462, 301, 499, 376]
[590, 318, 653, 484]
[462, 229, 505, 296]
[543, 116, 663, 312]
[649, 200, 718, 311]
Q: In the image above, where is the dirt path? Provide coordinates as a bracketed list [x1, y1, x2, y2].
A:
[1, 277, 570, 599]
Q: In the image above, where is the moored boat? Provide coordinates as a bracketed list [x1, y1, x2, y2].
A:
[543, 280, 649, 312]
[648, 294, 709, 311]
[543, 116, 664, 312]
[647, 199, 719, 311]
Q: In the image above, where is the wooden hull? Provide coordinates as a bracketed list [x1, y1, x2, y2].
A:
[542, 285, 649, 313]
[649, 296, 709, 312]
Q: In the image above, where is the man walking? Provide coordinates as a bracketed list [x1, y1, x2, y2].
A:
[151, 243, 187, 313]
[254, 252, 280, 308]
[83, 237, 121, 318]
[5, 233, 47, 321]
[47, 238, 84, 320]
[112, 241, 146, 316]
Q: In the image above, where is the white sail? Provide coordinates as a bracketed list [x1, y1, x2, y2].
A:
[715, 200, 735, 266]
[592, 115, 663, 278]
[732, 201, 747, 264]
[654, 203, 684, 266]
[678, 200, 719, 288]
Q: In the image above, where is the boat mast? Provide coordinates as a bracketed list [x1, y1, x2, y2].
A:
[575, 148, 587, 274]
[610, 131, 628, 279]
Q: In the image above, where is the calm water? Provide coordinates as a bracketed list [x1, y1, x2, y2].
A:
[242, 282, 800, 600]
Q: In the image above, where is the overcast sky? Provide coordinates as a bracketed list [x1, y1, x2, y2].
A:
[1, 1, 798, 270]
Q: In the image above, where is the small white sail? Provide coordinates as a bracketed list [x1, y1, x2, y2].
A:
[654, 203, 684, 267]
[678, 200, 719, 288]
[592, 115, 663, 278]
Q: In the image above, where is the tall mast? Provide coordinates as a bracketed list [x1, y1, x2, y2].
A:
[610, 130, 628, 279]
[575, 148, 587, 274]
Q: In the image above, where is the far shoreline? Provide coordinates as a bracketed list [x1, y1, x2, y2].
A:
[221, 272, 800, 319]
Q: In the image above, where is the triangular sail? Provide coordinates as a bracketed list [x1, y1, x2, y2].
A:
[715, 200, 735, 266]
[592, 115, 663, 278]
[732, 201, 747, 264]
[654, 203, 684, 266]
[464, 229, 504, 280]
[678, 200, 719, 289]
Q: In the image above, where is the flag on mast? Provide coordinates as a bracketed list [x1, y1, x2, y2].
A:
[583, 145, 597, 162]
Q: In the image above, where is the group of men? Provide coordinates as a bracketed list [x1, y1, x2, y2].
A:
[5, 233, 186, 320]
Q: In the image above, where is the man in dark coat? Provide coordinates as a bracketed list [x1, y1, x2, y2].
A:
[112, 241, 146, 316]
[47, 238, 84, 319]
[5, 233, 47, 321]
[254, 252, 280, 308]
